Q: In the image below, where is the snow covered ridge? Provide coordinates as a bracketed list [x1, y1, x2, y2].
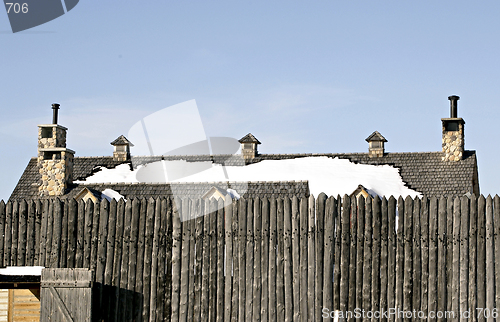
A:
[75, 156, 421, 199]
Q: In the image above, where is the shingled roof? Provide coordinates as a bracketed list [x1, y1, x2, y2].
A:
[10, 150, 478, 201]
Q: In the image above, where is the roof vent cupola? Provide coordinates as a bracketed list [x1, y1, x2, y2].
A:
[111, 135, 134, 161]
[238, 133, 261, 160]
[366, 131, 387, 158]
[442, 95, 465, 162]
[37, 104, 75, 196]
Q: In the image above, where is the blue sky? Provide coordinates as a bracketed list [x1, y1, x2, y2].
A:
[1, 1, 499, 200]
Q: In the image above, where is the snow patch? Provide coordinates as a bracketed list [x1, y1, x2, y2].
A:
[101, 189, 126, 201]
[0, 266, 43, 276]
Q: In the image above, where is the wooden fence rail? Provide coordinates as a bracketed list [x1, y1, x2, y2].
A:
[1, 194, 500, 321]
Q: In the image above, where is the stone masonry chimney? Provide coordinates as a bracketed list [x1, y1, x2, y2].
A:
[238, 133, 261, 160]
[366, 131, 387, 158]
[111, 135, 134, 161]
[37, 104, 75, 196]
[442, 96, 465, 162]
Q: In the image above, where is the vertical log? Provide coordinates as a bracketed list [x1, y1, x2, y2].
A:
[446, 197, 454, 313]
[95, 199, 109, 318]
[248, 198, 256, 322]
[316, 193, 326, 320]
[395, 197, 404, 316]
[268, 197, 277, 322]
[420, 198, 429, 318]
[90, 199, 100, 273]
[34, 200, 42, 266]
[356, 196, 365, 317]
[225, 197, 234, 322]
[179, 199, 190, 322]
[340, 195, 350, 315]
[460, 196, 469, 322]
[428, 197, 438, 322]
[363, 197, 373, 319]
[254, 197, 262, 322]
[50, 198, 62, 268]
[83, 199, 93, 269]
[402, 196, 413, 322]
[171, 197, 182, 322]
[119, 199, 132, 322]
[104, 199, 117, 321]
[307, 195, 316, 322]
[4, 201, 12, 267]
[469, 195, 478, 322]
[0, 201, 5, 267]
[477, 195, 486, 322]
[210, 199, 218, 322]
[348, 195, 357, 315]
[412, 198, 421, 316]
[26, 200, 36, 266]
[261, 198, 269, 322]
[126, 198, 140, 320]
[18, 200, 27, 266]
[142, 198, 155, 322]
[452, 197, 461, 318]
[284, 197, 293, 322]
[485, 196, 495, 322]
[188, 201, 197, 321]
[11, 201, 18, 266]
[201, 199, 211, 322]
[37, 200, 48, 267]
[164, 198, 174, 322]
[372, 196, 382, 321]
[437, 196, 447, 322]
[149, 198, 161, 321]
[495, 195, 500, 313]
[231, 200, 239, 322]
[67, 199, 77, 268]
[387, 197, 396, 321]
[113, 199, 125, 319]
[216, 198, 225, 322]
[380, 197, 389, 321]
[59, 200, 68, 268]
[194, 200, 204, 322]
[134, 198, 147, 320]
[323, 196, 336, 317]
[76, 199, 85, 268]
[300, 196, 309, 321]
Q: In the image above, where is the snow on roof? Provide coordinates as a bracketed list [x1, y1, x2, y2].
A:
[101, 188, 126, 201]
[76, 156, 421, 198]
[0, 266, 43, 276]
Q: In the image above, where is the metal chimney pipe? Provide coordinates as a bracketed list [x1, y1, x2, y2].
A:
[52, 103, 60, 124]
[448, 95, 459, 118]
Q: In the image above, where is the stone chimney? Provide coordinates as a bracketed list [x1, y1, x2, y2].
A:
[110, 135, 134, 161]
[37, 104, 75, 196]
[366, 131, 387, 158]
[238, 133, 261, 160]
[442, 95, 465, 161]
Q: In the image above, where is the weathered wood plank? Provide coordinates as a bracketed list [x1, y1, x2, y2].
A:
[485, 196, 495, 322]
[477, 195, 486, 322]
[372, 196, 382, 321]
[412, 197, 421, 317]
[253, 197, 262, 322]
[134, 198, 147, 320]
[90, 199, 100, 273]
[446, 197, 453, 313]
[11, 201, 19, 266]
[142, 197, 155, 322]
[469, 195, 478, 322]
[495, 195, 500, 314]
[96, 198, 109, 318]
[75, 199, 85, 268]
[50, 199, 62, 268]
[323, 196, 335, 319]
[451, 197, 461, 319]
[316, 193, 326, 320]
[171, 197, 183, 322]
[307, 195, 316, 322]
[395, 197, 404, 315]
[216, 198, 225, 322]
[59, 200, 68, 268]
[188, 200, 197, 321]
[0, 201, 5, 266]
[364, 197, 373, 317]
[340, 195, 350, 314]
[201, 199, 211, 322]
[224, 197, 234, 322]
[126, 198, 140, 320]
[420, 198, 429, 318]
[164, 198, 174, 322]
[179, 198, 190, 322]
[26, 200, 36, 266]
[4, 201, 13, 267]
[387, 197, 396, 321]
[18, 200, 27, 266]
[403, 196, 413, 321]
[428, 197, 438, 322]
[284, 196, 293, 322]
[83, 199, 93, 270]
[210, 199, 218, 322]
[380, 197, 389, 321]
[247, 198, 256, 322]
[157, 198, 169, 322]
[67, 198, 77, 268]
[357, 196, 366, 318]
[437, 196, 447, 321]
[348, 195, 357, 314]
[268, 197, 277, 322]
[103, 198, 117, 321]
[460, 196, 469, 322]
[231, 199, 240, 322]
[261, 198, 269, 322]
[194, 199, 204, 322]
[112, 198, 125, 320]
[34, 200, 42, 265]
[299, 196, 308, 321]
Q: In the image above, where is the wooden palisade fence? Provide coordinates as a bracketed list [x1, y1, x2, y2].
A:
[0, 194, 499, 321]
